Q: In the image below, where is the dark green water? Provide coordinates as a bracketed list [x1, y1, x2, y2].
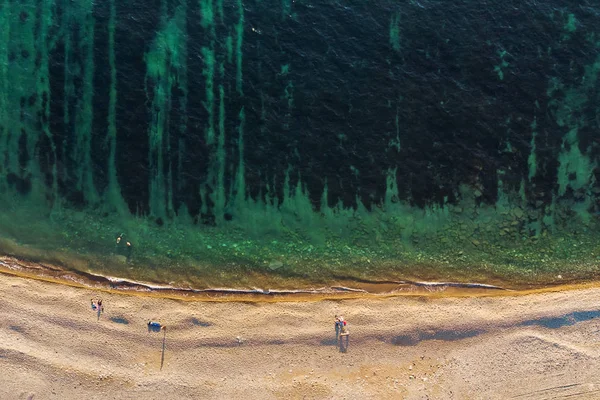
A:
[0, 0, 599, 288]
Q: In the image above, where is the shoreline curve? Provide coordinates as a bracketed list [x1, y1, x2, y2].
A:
[1, 255, 596, 302]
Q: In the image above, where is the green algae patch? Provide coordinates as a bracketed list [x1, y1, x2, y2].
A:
[1, 194, 599, 290]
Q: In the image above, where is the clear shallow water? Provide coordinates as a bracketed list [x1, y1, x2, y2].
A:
[0, 1, 599, 287]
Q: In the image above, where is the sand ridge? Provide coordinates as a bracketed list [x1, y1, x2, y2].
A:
[2, 273, 600, 399]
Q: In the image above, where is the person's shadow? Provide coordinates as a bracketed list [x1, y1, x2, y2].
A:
[339, 334, 349, 353]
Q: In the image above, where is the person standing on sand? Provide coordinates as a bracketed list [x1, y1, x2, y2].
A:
[90, 298, 102, 320]
[126, 241, 133, 263]
[334, 315, 341, 341]
[95, 299, 103, 321]
[338, 316, 349, 353]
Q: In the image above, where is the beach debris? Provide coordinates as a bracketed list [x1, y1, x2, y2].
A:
[236, 336, 244, 345]
[98, 373, 111, 381]
[148, 321, 165, 332]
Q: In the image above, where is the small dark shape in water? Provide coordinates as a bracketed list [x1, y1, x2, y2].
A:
[9, 325, 24, 333]
[191, 318, 211, 327]
[520, 310, 600, 329]
[110, 317, 129, 325]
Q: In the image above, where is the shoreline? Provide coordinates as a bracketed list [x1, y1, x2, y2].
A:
[2, 254, 597, 302]
[3, 269, 600, 399]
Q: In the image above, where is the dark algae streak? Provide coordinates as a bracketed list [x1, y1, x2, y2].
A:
[0, 1, 600, 289]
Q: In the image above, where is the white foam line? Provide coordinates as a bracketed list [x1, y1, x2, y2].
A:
[411, 281, 506, 290]
[331, 286, 369, 293]
[1, 257, 507, 293]
[85, 271, 340, 294]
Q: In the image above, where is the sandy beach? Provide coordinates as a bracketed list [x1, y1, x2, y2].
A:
[2, 272, 600, 399]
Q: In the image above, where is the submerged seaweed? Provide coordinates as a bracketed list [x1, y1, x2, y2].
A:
[0, 1, 599, 286]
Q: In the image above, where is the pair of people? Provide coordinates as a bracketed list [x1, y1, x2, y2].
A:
[116, 233, 133, 262]
[334, 315, 348, 336]
[91, 298, 104, 321]
[91, 298, 104, 313]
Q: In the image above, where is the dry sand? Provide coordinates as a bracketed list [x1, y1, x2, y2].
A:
[2, 273, 600, 399]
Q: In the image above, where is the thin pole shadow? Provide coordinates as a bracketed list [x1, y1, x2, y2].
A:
[160, 328, 166, 370]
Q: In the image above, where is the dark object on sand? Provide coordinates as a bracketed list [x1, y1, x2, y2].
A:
[148, 321, 165, 332]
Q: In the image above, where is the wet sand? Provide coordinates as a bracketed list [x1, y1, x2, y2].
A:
[2, 272, 600, 399]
